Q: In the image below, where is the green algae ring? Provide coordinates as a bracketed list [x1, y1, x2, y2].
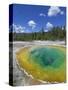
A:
[16, 45, 66, 83]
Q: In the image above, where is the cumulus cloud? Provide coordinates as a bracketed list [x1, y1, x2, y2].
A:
[39, 13, 46, 17]
[46, 22, 53, 30]
[44, 29, 48, 32]
[48, 6, 64, 16]
[60, 11, 64, 15]
[28, 20, 36, 29]
[10, 24, 25, 33]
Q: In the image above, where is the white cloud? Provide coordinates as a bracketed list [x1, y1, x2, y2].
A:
[60, 11, 64, 15]
[28, 20, 36, 29]
[46, 22, 53, 30]
[39, 13, 46, 17]
[10, 24, 25, 33]
[48, 6, 64, 16]
[44, 29, 48, 32]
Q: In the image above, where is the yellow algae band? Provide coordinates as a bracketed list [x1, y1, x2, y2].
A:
[16, 45, 66, 83]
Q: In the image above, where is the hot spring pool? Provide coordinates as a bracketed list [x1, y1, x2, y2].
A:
[16, 45, 66, 83]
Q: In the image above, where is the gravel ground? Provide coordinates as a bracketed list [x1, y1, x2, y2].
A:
[9, 40, 66, 86]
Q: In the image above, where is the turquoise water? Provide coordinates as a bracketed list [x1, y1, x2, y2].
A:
[16, 45, 66, 82]
[29, 47, 65, 68]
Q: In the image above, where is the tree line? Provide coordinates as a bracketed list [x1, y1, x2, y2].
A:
[9, 26, 66, 41]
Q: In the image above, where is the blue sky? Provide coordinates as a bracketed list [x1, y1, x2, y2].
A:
[11, 4, 66, 33]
